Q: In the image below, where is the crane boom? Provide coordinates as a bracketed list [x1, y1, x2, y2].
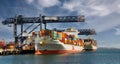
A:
[2, 15, 85, 25]
[54, 29, 96, 35]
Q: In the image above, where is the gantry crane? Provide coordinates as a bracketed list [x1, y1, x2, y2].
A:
[2, 14, 96, 43]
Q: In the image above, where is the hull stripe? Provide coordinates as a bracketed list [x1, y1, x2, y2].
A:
[35, 50, 83, 54]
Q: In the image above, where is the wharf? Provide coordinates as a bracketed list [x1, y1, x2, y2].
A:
[0, 49, 35, 55]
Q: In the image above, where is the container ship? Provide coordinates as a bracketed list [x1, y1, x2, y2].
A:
[32, 27, 84, 54]
[84, 39, 97, 51]
[1, 15, 97, 55]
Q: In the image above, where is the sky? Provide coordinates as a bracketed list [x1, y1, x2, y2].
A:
[0, 0, 120, 48]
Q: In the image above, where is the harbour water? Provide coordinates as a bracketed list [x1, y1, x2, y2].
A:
[0, 48, 120, 64]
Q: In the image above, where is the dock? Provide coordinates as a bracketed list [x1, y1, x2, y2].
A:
[0, 14, 97, 55]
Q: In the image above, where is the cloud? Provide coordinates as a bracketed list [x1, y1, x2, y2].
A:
[0, 17, 14, 41]
[62, 0, 120, 17]
[0, 18, 12, 32]
[38, 0, 61, 8]
[25, 0, 61, 15]
[115, 28, 120, 35]
[117, 4, 120, 14]
[85, 13, 120, 33]
[26, 0, 61, 8]
[90, 5, 111, 16]
[26, 0, 34, 4]
[61, 0, 120, 33]
[118, 4, 120, 8]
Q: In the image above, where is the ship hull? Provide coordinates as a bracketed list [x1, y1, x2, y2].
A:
[84, 45, 97, 51]
[35, 41, 84, 54]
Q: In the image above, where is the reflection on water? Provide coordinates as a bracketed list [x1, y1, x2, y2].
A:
[0, 48, 120, 64]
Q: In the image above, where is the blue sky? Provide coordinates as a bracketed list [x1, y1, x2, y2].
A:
[0, 0, 120, 48]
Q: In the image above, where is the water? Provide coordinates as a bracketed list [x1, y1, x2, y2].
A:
[0, 48, 120, 64]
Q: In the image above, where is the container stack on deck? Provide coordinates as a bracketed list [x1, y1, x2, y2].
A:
[31, 29, 85, 47]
